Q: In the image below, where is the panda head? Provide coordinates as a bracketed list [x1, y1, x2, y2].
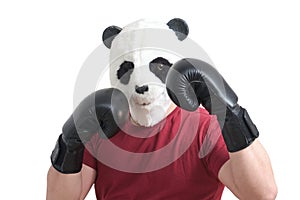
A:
[102, 18, 189, 127]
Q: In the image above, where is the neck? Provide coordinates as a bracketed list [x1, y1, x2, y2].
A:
[166, 102, 177, 116]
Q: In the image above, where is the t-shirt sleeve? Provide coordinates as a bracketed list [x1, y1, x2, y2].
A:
[82, 142, 97, 170]
[200, 115, 230, 179]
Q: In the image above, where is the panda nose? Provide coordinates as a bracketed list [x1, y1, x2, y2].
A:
[135, 85, 149, 94]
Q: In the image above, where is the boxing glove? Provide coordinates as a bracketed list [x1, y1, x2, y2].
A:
[51, 88, 129, 174]
[166, 58, 259, 152]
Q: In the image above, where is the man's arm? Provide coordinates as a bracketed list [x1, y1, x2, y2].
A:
[166, 58, 278, 199]
[47, 88, 128, 199]
[46, 164, 96, 200]
[219, 140, 277, 200]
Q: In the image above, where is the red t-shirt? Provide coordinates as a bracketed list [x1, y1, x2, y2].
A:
[83, 107, 229, 200]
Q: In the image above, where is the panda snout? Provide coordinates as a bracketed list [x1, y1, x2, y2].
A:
[135, 85, 149, 94]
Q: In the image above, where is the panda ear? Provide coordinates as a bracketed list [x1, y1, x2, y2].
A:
[167, 18, 189, 41]
[102, 25, 122, 48]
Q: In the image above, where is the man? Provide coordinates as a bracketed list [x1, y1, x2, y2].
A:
[47, 19, 277, 199]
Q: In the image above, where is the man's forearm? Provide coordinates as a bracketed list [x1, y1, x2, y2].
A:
[228, 140, 277, 200]
[46, 166, 82, 200]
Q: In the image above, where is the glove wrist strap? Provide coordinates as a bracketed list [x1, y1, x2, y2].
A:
[222, 106, 259, 152]
[50, 134, 84, 174]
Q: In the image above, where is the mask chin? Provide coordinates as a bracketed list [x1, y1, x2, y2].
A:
[129, 93, 171, 127]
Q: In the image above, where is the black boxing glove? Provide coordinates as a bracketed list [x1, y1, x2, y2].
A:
[51, 88, 129, 174]
[166, 58, 259, 152]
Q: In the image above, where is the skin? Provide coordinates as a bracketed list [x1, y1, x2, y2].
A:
[218, 140, 278, 200]
[46, 102, 277, 200]
[47, 164, 95, 200]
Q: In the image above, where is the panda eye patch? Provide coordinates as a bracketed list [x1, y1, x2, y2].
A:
[149, 57, 172, 83]
[117, 61, 134, 84]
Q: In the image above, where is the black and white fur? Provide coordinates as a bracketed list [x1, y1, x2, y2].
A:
[103, 18, 189, 127]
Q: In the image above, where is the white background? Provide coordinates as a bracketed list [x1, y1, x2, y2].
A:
[0, 0, 299, 199]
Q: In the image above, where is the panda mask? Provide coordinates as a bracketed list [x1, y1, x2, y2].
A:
[102, 18, 189, 127]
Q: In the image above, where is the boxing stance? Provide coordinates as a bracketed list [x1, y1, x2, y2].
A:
[47, 60, 277, 199]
